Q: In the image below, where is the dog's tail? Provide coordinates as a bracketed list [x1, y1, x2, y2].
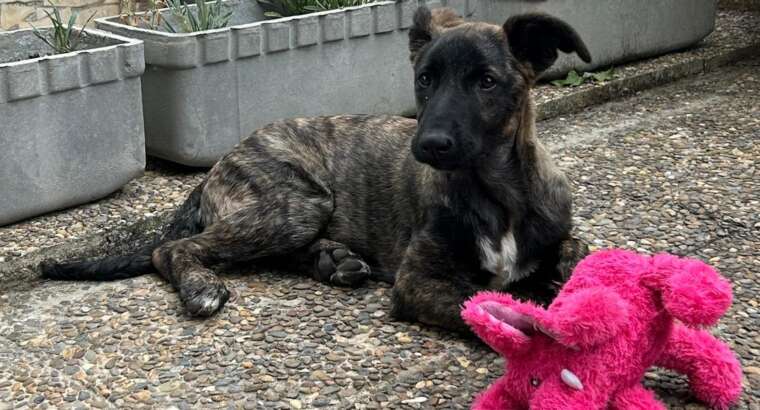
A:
[40, 183, 205, 281]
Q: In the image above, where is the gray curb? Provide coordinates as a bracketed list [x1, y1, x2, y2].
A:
[2, 41, 758, 290]
[536, 43, 760, 121]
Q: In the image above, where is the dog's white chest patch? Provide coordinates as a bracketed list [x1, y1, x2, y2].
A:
[478, 230, 532, 286]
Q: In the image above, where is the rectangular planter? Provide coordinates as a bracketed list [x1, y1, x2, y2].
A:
[96, 0, 715, 166]
[96, 0, 463, 166]
[0, 28, 146, 226]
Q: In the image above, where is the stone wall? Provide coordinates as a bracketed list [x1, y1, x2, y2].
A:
[0, 0, 121, 31]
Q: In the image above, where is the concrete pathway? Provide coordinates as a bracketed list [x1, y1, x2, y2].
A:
[1, 58, 758, 409]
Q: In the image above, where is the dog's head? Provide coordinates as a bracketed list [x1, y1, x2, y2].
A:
[409, 7, 591, 171]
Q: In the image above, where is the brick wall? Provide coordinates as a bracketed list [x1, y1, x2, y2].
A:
[0, 0, 121, 31]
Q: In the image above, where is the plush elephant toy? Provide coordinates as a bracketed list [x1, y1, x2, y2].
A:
[461, 249, 742, 410]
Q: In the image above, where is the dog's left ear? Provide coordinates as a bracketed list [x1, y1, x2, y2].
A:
[504, 13, 591, 75]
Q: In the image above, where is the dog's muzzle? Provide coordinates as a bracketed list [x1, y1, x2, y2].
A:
[413, 132, 460, 170]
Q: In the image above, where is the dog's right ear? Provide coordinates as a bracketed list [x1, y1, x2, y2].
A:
[409, 7, 463, 63]
[409, 6, 433, 62]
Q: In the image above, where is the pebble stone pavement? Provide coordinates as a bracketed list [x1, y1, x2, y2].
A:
[0, 59, 759, 409]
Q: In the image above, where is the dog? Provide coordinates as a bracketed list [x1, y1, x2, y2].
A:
[41, 6, 591, 332]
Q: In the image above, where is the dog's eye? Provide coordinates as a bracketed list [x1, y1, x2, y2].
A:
[530, 377, 541, 387]
[479, 75, 496, 90]
[417, 73, 432, 88]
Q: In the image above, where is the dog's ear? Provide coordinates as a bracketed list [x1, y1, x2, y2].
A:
[503, 13, 591, 75]
[409, 6, 433, 62]
[409, 7, 464, 63]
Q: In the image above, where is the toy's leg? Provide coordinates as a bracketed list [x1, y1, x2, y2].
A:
[610, 385, 665, 410]
[471, 376, 522, 410]
[654, 324, 742, 410]
[528, 378, 601, 410]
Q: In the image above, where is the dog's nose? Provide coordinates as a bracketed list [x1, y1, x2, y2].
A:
[420, 133, 454, 156]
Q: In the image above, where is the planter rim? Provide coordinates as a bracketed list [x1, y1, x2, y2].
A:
[95, 0, 398, 38]
[0, 27, 143, 68]
[94, 0, 433, 69]
[0, 27, 145, 104]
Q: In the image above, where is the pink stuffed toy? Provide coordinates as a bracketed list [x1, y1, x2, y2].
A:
[461, 249, 742, 410]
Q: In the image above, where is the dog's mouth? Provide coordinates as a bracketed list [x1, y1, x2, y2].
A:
[417, 157, 461, 171]
[412, 143, 468, 171]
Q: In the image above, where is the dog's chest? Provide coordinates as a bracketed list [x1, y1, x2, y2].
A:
[478, 230, 532, 287]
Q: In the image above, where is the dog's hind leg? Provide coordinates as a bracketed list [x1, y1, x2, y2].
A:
[153, 195, 332, 317]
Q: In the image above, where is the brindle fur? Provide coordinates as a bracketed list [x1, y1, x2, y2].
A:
[41, 7, 591, 332]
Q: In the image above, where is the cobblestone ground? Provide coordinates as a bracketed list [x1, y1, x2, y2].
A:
[1, 58, 758, 409]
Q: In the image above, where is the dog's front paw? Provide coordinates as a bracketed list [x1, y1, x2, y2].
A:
[315, 248, 370, 287]
[557, 237, 590, 281]
[179, 272, 230, 317]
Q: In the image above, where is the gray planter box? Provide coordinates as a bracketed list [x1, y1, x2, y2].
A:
[0, 28, 146, 226]
[96, 0, 715, 166]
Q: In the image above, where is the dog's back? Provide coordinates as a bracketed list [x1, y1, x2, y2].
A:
[201, 114, 421, 273]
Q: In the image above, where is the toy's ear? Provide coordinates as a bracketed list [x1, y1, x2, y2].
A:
[409, 6, 464, 62]
[538, 287, 629, 349]
[462, 291, 544, 357]
[648, 254, 732, 327]
[503, 13, 591, 76]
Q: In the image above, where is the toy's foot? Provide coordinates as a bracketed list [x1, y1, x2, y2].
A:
[471, 376, 522, 410]
[610, 385, 665, 410]
[654, 325, 742, 410]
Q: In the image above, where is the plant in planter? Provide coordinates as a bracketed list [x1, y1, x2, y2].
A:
[120, 0, 167, 30]
[0, 19, 146, 225]
[163, 0, 233, 32]
[256, 0, 372, 18]
[31, 4, 96, 53]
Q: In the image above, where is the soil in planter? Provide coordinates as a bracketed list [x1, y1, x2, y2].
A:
[0, 30, 121, 65]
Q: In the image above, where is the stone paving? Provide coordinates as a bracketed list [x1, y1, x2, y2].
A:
[1, 60, 759, 410]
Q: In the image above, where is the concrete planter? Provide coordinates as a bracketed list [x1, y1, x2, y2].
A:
[96, 0, 715, 166]
[95, 0, 458, 165]
[0, 28, 146, 226]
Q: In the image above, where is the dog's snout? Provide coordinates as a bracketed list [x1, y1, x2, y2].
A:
[420, 133, 454, 156]
[414, 132, 460, 170]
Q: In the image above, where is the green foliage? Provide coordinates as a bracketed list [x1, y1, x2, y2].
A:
[31, 5, 96, 54]
[551, 68, 616, 88]
[256, 0, 372, 18]
[163, 0, 233, 33]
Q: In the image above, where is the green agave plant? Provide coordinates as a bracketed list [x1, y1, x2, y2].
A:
[163, 0, 233, 33]
[31, 5, 96, 54]
[256, 0, 372, 18]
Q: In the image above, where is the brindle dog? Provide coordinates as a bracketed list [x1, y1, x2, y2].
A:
[41, 6, 591, 332]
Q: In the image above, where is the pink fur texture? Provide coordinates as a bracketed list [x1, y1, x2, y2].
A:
[461, 249, 743, 410]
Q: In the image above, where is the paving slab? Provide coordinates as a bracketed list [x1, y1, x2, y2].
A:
[1, 54, 758, 409]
